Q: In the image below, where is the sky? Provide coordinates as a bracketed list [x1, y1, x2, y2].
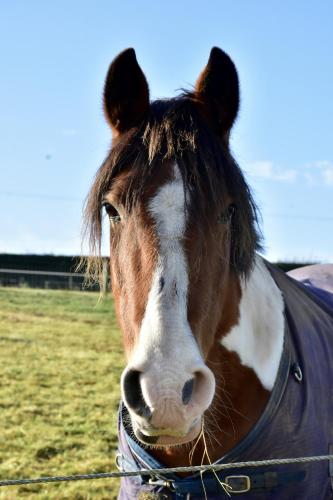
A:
[0, 1, 332, 262]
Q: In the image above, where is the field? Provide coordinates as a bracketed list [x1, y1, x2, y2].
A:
[0, 287, 124, 499]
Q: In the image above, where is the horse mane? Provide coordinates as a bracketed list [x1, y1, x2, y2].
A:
[81, 94, 262, 285]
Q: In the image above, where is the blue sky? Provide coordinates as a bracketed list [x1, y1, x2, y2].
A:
[0, 1, 332, 261]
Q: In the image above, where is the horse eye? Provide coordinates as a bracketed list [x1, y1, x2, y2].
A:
[102, 202, 121, 223]
[227, 204, 236, 218]
[218, 204, 236, 224]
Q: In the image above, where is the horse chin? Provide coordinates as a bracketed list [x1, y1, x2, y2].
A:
[133, 419, 202, 448]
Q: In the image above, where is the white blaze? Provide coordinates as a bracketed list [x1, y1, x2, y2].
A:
[222, 256, 285, 390]
[129, 164, 213, 414]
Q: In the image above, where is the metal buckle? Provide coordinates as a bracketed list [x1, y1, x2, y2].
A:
[225, 475, 251, 494]
[148, 477, 175, 491]
[115, 452, 123, 471]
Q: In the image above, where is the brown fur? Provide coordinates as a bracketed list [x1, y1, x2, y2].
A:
[104, 164, 172, 356]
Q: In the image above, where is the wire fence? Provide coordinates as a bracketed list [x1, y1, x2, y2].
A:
[0, 268, 87, 291]
[0, 267, 110, 292]
[0, 454, 332, 488]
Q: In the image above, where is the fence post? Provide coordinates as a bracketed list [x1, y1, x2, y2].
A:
[102, 259, 108, 296]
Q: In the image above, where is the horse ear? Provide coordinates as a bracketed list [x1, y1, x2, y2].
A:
[195, 47, 239, 140]
[103, 48, 149, 136]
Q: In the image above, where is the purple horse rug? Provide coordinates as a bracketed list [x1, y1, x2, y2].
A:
[116, 263, 333, 499]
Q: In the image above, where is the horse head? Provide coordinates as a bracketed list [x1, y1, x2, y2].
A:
[85, 47, 260, 448]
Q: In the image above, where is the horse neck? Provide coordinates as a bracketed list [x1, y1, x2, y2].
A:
[152, 255, 285, 467]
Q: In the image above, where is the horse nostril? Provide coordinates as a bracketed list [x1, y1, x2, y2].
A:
[122, 369, 151, 420]
[182, 378, 194, 405]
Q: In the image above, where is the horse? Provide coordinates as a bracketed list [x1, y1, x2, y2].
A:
[84, 47, 333, 499]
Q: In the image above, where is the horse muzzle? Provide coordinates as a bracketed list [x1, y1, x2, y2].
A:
[121, 363, 215, 447]
[133, 416, 202, 447]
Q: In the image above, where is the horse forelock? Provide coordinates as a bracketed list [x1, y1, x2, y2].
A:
[81, 95, 261, 283]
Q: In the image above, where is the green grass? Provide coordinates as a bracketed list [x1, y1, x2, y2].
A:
[0, 287, 124, 499]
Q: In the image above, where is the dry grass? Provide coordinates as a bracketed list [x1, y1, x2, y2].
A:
[0, 287, 124, 499]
